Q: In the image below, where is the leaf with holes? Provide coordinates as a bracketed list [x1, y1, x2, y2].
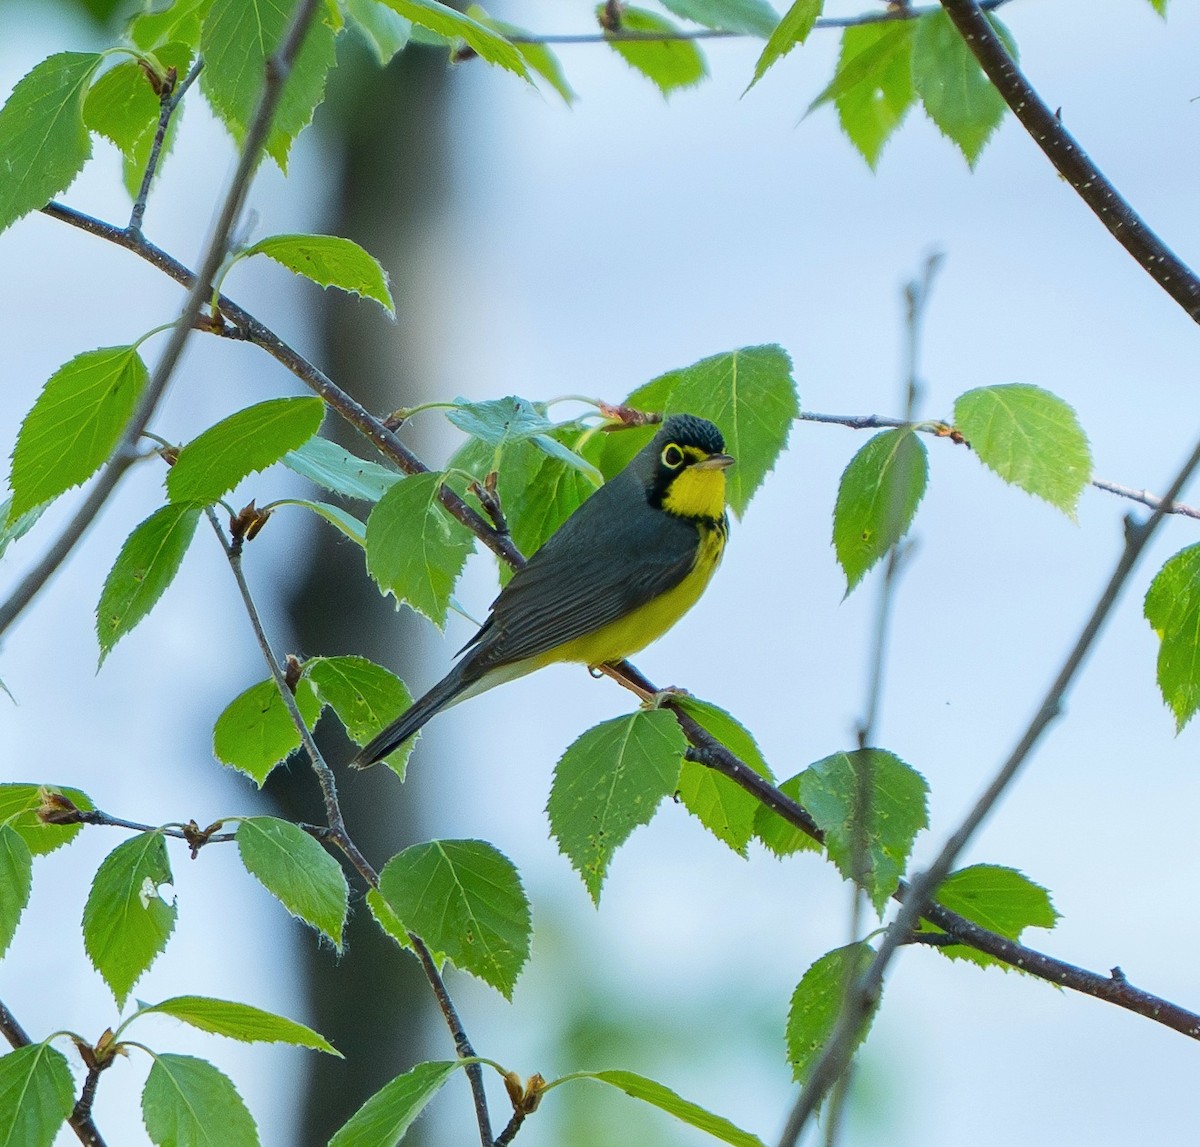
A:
[241, 233, 394, 314]
[787, 942, 878, 1083]
[378, 839, 530, 997]
[142, 1054, 259, 1147]
[212, 676, 323, 785]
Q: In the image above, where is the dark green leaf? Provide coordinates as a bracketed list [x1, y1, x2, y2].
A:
[0, 825, 32, 960]
[601, 6, 708, 95]
[346, 0, 413, 65]
[612, 344, 798, 517]
[0, 52, 102, 237]
[920, 864, 1059, 971]
[136, 995, 339, 1054]
[953, 383, 1091, 516]
[8, 346, 149, 521]
[787, 942, 878, 1083]
[748, 0, 822, 88]
[82, 831, 177, 1007]
[832, 427, 927, 593]
[0, 783, 94, 856]
[563, 1070, 766, 1147]
[304, 655, 415, 778]
[660, 0, 777, 37]
[809, 22, 915, 169]
[1145, 544, 1200, 731]
[675, 698, 774, 855]
[241, 234, 395, 314]
[376, 0, 528, 76]
[237, 816, 348, 949]
[911, 10, 1010, 166]
[329, 1061, 459, 1147]
[800, 749, 928, 912]
[365, 472, 475, 628]
[167, 396, 325, 505]
[753, 773, 822, 858]
[548, 710, 687, 902]
[212, 676, 322, 785]
[283, 436, 402, 502]
[378, 839, 531, 998]
[0, 1043, 75, 1147]
[96, 503, 200, 664]
[142, 1054, 259, 1147]
[466, 8, 576, 103]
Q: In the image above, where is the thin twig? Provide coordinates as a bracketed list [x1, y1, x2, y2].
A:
[129, 58, 203, 235]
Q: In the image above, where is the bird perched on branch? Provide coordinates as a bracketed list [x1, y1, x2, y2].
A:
[351, 414, 734, 767]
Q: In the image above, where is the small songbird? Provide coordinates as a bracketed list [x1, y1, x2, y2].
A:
[351, 414, 734, 766]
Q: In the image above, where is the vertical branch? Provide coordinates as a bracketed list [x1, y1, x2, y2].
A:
[128, 59, 203, 235]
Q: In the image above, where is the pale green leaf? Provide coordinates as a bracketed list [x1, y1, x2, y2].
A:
[376, 0, 528, 76]
[241, 233, 394, 314]
[0, 1043, 75, 1147]
[548, 710, 687, 902]
[749, 0, 822, 88]
[131, 0, 213, 50]
[660, 0, 777, 37]
[329, 1061, 459, 1147]
[365, 471, 475, 628]
[466, 8, 575, 103]
[0, 499, 45, 563]
[446, 395, 553, 445]
[212, 676, 323, 785]
[378, 839, 530, 997]
[832, 427, 927, 593]
[601, 6, 708, 95]
[167, 396, 325, 505]
[1145, 544, 1200, 731]
[142, 1054, 259, 1147]
[953, 383, 1091, 516]
[0, 52, 102, 236]
[237, 816, 348, 949]
[0, 825, 32, 960]
[272, 498, 366, 546]
[283, 436, 401, 502]
[346, 0, 413, 65]
[0, 783, 94, 856]
[96, 503, 200, 664]
[8, 346, 149, 521]
[787, 942, 878, 1083]
[137, 995, 339, 1054]
[82, 831, 177, 1007]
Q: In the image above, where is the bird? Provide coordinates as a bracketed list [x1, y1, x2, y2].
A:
[351, 413, 734, 767]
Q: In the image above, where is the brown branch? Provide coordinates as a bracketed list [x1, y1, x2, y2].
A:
[129, 58, 203, 235]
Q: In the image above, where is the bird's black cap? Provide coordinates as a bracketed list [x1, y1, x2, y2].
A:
[657, 414, 726, 455]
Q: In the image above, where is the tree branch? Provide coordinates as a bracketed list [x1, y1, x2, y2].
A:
[129, 58, 203, 235]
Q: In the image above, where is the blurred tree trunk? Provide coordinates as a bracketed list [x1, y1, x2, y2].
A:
[276, 42, 452, 1146]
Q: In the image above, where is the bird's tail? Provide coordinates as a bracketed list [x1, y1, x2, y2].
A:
[350, 660, 475, 768]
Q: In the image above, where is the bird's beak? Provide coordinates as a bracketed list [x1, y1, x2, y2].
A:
[695, 453, 735, 470]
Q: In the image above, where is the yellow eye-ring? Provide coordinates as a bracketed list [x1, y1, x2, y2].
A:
[661, 443, 685, 469]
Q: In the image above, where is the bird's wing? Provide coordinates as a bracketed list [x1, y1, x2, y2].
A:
[464, 473, 701, 670]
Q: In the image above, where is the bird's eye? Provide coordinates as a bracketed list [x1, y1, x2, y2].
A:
[661, 444, 685, 469]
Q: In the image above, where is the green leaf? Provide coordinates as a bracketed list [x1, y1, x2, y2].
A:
[236, 816, 348, 949]
[131, 0, 213, 50]
[660, 0, 777, 37]
[548, 710, 687, 903]
[466, 8, 575, 103]
[241, 233, 395, 314]
[304, 655, 415, 778]
[749, 0, 822, 88]
[283, 436, 402, 502]
[1145, 0, 1168, 14]
[809, 22, 915, 169]
[786, 942, 878, 1084]
[365, 886, 425, 956]
[753, 773, 822, 858]
[376, 0, 528, 77]
[329, 1060, 459, 1147]
[562, 1070, 766, 1147]
[136, 995, 339, 1054]
[365, 471, 475, 628]
[674, 698, 774, 855]
[346, 0, 412, 65]
[167, 396, 325, 505]
[911, 10, 1010, 166]
[84, 60, 161, 154]
[0, 1043, 75, 1147]
[142, 1054, 259, 1147]
[953, 383, 1091, 516]
[447, 395, 554, 445]
[82, 831, 177, 1007]
[272, 499, 366, 546]
[832, 427, 927, 593]
[0, 52, 102, 237]
[0, 783, 94, 856]
[96, 503, 201, 664]
[601, 6, 708, 96]
[800, 749, 929, 913]
[0, 499, 45, 563]
[8, 346, 149, 522]
[378, 839, 531, 998]
[1145, 544, 1200, 731]
[614, 345, 798, 517]
[212, 675, 323, 785]
[920, 864, 1059, 971]
[200, 0, 339, 170]
[0, 825, 32, 960]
